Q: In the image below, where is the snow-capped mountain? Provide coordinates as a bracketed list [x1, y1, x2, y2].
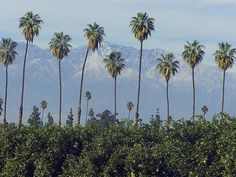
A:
[0, 41, 235, 124]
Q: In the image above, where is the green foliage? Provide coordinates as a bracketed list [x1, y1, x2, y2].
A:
[49, 32, 72, 60]
[27, 106, 43, 128]
[88, 108, 95, 120]
[1, 114, 236, 176]
[46, 112, 54, 126]
[130, 12, 155, 42]
[84, 22, 105, 51]
[19, 11, 43, 42]
[0, 38, 18, 66]
[66, 108, 74, 127]
[95, 109, 116, 128]
[182, 40, 205, 68]
[214, 42, 236, 71]
[104, 51, 125, 78]
[156, 53, 179, 82]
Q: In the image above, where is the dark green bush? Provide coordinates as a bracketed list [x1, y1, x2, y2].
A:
[0, 114, 235, 176]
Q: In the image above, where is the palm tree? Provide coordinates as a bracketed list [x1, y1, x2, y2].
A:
[156, 53, 179, 123]
[182, 40, 205, 121]
[49, 32, 72, 125]
[201, 105, 208, 119]
[0, 38, 18, 128]
[77, 22, 105, 125]
[40, 100, 48, 123]
[0, 98, 3, 116]
[104, 51, 125, 121]
[214, 42, 236, 116]
[85, 91, 92, 123]
[130, 12, 155, 125]
[127, 101, 134, 119]
[18, 11, 43, 127]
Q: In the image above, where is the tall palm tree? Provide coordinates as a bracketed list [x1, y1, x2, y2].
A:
[201, 105, 208, 119]
[104, 51, 125, 121]
[18, 11, 43, 127]
[0, 98, 3, 116]
[40, 100, 48, 123]
[156, 53, 179, 123]
[130, 12, 155, 125]
[77, 22, 105, 125]
[214, 42, 236, 116]
[49, 32, 72, 125]
[85, 91, 92, 123]
[182, 40, 205, 121]
[127, 101, 134, 119]
[0, 38, 18, 128]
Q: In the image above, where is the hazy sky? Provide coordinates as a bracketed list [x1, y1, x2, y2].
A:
[0, 0, 236, 64]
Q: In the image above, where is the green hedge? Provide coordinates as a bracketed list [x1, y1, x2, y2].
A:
[0, 114, 235, 176]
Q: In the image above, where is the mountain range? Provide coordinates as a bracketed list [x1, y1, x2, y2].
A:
[1, 41, 236, 124]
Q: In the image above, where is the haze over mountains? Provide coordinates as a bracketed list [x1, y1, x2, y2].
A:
[1, 41, 236, 124]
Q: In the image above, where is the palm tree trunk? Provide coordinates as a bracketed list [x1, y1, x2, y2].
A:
[192, 67, 195, 122]
[42, 109, 44, 123]
[77, 48, 89, 125]
[128, 110, 131, 119]
[166, 80, 170, 123]
[19, 40, 29, 127]
[58, 59, 62, 125]
[135, 40, 143, 125]
[114, 76, 117, 121]
[203, 112, 206, 119]
[3, 66, 8, 128]
[221, 70, 226, 117]
[85, 100, 89, 123]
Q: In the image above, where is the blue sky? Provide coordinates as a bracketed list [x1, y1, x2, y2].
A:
[0, 0, 236, 64]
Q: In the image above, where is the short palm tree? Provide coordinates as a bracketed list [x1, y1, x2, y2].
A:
[214, 42, 236, 116]
[130, 12, 155, 125]
[85, 91, 92, 122]
[40, 100, 48, 123]
[182, 40, 205, 121]
[0, 38, 18, 128]
[19, 11, 43, 127]
[49, 32, 72, 125]
[104, 51, 125, 121]
[127, 101, 134, 119]
[156, 53, 179, 123]
[201, 105, 208, 119]
[77, 22, 105, 125]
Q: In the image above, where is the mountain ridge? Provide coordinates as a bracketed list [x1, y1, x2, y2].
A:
[1, 41, 236, 124]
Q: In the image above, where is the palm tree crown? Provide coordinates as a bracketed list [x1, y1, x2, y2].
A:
[130, 12, 155, 41]
[85, 91, 92, 101]
[19, 11, 43, 43]
[182, 40, 205, 68]
[84, 22, 105, 51]
[156, 53, 179, 82]
[127, 101, 134, 111]
[49, 32, 72, 59]
[41, 100, 47, 110]
[214, 42, 236, 71]
[201, 105, 208, 114]
[0, 38, 18, 66]
[104, 51, 125, 78]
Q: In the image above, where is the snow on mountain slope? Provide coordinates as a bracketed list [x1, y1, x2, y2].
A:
[0, 41, 236, 124]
